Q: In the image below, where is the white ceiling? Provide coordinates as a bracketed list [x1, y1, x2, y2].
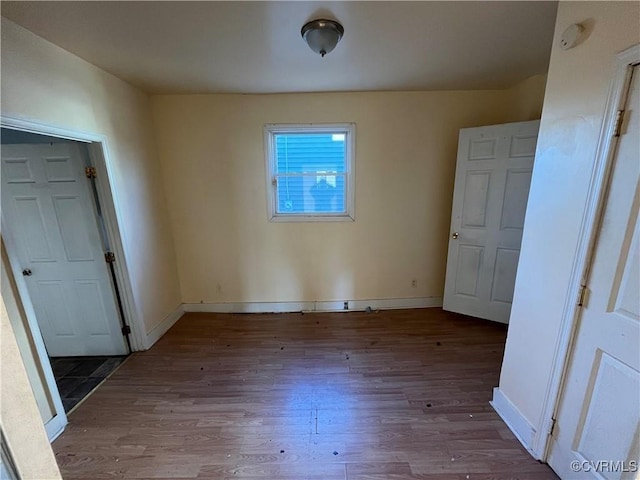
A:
[1, 1, 558, 94]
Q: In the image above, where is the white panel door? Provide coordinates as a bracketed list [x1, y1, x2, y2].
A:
[548, 66, 640, 479]
[444, 120, 539, 323]
[1, 142, 127, 356]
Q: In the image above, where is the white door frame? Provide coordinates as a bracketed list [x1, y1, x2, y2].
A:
[0, 114, 146, 440]
[532, 44, 640, 460]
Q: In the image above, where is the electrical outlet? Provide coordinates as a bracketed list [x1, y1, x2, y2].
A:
[343, 301, 349, 310]
[411, 279, 418, 288]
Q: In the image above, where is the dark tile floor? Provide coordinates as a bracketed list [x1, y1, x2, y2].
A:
[50, 356, 128, 412]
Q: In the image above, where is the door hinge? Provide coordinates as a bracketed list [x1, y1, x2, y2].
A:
[85, 166, 97, 178]
[613, 109, 625, 137]
[121, 325, 131, 336]
[104, 251, 116, 263]
[549, 417, 558, 437]
[577, 284, 588, 307]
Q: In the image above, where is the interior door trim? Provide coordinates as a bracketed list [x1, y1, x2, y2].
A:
[0, 114, 146, 440]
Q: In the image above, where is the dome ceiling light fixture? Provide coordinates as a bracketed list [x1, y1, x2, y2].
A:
[301, 19, 344, 58]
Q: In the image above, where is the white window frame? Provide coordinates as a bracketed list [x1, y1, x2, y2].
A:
[264, 123, 355, 222]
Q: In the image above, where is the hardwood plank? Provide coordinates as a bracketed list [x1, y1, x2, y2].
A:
[53, 308, 558, 479]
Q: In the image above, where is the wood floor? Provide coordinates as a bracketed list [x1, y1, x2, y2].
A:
[53, 309, 558, 479]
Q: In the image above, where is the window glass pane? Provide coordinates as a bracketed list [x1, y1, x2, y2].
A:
[276, 174, 346, 214]
[275, 133, 346, 174]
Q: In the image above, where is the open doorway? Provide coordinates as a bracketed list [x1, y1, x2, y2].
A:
[1, 127, 132, 415]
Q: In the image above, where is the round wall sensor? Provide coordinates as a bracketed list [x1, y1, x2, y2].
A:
[560, 23, 583, 50]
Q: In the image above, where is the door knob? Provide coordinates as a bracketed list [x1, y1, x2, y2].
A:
[22, 268, 32, 276]
[451, 232, 459, 239]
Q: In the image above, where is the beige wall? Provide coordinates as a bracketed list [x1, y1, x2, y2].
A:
[505, 74, 548, 122]
[499, 0, 640, 445]
[1, 18, 182, 335]
[152, 84, 545, 305]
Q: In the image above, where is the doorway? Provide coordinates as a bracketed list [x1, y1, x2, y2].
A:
[1, 138, 129, 355]
[1, 123, 137, 425]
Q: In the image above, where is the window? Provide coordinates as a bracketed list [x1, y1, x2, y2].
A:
[264, 124, 355, 222]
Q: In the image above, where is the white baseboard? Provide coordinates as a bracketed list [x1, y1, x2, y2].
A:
[490, 387, 536, 456]
[183, 296, 443, 314]
[144, 304, 184, 349]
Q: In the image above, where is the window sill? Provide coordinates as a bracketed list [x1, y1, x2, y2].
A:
[268, 214, 355, 223]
